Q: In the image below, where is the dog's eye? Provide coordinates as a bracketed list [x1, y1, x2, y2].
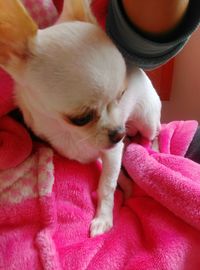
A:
[117, 89, 126, 101]
[69, 112, 94, 126]
[121, 89, 126, 97]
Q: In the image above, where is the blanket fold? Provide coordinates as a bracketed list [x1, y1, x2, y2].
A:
[124, 142, 200, 231]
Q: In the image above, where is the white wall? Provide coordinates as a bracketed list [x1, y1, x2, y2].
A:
[162, 27, 200, 123]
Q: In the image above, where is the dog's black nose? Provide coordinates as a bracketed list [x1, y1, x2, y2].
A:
[108, 128, 125, 144]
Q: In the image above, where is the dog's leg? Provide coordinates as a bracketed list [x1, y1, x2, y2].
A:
[120, 67, 161, 140]
[90, 141, 124, 237]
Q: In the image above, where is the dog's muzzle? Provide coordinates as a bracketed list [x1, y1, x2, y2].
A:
[108, 127, 125, 144]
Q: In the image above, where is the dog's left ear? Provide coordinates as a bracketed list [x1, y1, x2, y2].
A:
[58, 0, 97, 24]
[0, 0, 37, 66]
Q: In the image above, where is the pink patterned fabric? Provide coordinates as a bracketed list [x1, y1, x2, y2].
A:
[22, 0, 58, 29]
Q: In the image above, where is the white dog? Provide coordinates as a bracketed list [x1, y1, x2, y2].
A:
[0, 0, 161, 237]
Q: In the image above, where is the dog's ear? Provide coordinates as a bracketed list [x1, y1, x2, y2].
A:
[58, 0, 97, 24]
[0, 0, 38, 66]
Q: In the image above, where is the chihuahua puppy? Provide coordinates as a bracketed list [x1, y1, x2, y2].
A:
[0, 0, 161, 237]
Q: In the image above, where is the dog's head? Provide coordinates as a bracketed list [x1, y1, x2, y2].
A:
[0, 0, 127, 157]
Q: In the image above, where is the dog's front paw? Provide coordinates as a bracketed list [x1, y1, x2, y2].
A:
[90, 215, 113, 237]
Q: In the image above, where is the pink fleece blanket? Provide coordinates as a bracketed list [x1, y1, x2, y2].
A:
[1, 116, 200, 270]
[1, 1, 200, 269]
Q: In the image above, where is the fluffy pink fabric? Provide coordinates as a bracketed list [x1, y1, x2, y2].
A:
[1, 121, 200, 269]
[124, 121, 200, 231]
[1, 1, 200, 269]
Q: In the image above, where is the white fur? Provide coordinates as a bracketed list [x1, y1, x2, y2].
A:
[120, 67, 161, 139]
[0, 0, 161, 237]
